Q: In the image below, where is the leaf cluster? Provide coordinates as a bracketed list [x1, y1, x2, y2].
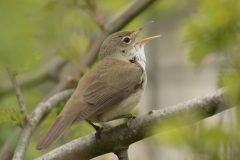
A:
[183, 0, 240, 105]
[0, 109, 25, 126]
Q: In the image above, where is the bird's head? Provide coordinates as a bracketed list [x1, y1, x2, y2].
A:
[99, 21, 160, 66]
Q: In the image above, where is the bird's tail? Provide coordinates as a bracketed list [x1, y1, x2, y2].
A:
[36, 116, 72, 150]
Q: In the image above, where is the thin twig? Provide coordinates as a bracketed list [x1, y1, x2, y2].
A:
[0, 142, 11, 160]
[85, 0, 106, 30]
[0, 58, 67, 100]
[0, 129, 21, 160]
[12, 89, 74, 160]
[35, 89, 230, 160]
[5, 67, 27, 114]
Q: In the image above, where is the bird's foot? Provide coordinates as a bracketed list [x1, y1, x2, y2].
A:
[86, 119, 104, 144]
[126, 114, 136, 128]
[95, 127, 104, 144]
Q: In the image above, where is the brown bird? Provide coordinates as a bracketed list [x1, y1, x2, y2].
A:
[36, 21, 160, 150]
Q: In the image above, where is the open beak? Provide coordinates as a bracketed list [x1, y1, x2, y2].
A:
[133, 21, 161, 45]
[136, 35, 161, 44]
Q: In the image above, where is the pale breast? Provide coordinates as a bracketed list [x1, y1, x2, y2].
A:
[97, 71, 147, 122]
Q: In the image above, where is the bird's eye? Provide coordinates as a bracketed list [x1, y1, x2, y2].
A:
[122, 37, 131, 44]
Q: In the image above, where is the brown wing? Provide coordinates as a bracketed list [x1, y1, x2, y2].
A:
[36, 58, 143, 149]
[74, 58, 144, 122]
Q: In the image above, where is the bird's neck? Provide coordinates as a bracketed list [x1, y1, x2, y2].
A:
[131, 45, 146, 69]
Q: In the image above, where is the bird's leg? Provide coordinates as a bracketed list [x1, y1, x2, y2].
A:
[112, 114, 137, 129]
[85, 119, 101, 131]
[112, 113, 136, 120]
[85, 119, 103, 144]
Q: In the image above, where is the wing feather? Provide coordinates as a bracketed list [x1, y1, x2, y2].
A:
[36, 116, 72, 149]
[74, 59, 144, 122]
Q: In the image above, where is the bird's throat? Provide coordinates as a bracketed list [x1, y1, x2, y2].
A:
[132, 44, 146, 69]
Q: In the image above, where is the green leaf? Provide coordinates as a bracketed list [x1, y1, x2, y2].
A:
[219, 69, 240, 105]
[0, 109, 26, 126]
[182, 0, 240, 64]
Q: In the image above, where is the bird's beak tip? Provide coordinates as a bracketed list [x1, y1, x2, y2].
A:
[140, 21, 154, 30]
[133, 21, 160, 44]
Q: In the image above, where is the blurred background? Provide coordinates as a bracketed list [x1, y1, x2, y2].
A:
[0, 0, 240, 159]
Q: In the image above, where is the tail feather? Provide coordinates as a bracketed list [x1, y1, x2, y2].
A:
[36, 116, 72, 150]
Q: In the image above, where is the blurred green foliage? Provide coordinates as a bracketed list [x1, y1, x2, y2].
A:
[67, 121, 95, 141]
[154, 122, 236, 160]
[183, 0, 240, 64]
[152, 0, 240, 160]
[56, 34, 89, 64]
[183, 0, 240, 106]
[0, 0, 42, 72]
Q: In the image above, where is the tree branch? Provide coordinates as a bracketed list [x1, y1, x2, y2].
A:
[5, 67, 27, 114]
[0, 58, 68, 100]
[35, 88, 230, 160]
[43, 0, 157, 101]
[12, 89, 74, 160]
